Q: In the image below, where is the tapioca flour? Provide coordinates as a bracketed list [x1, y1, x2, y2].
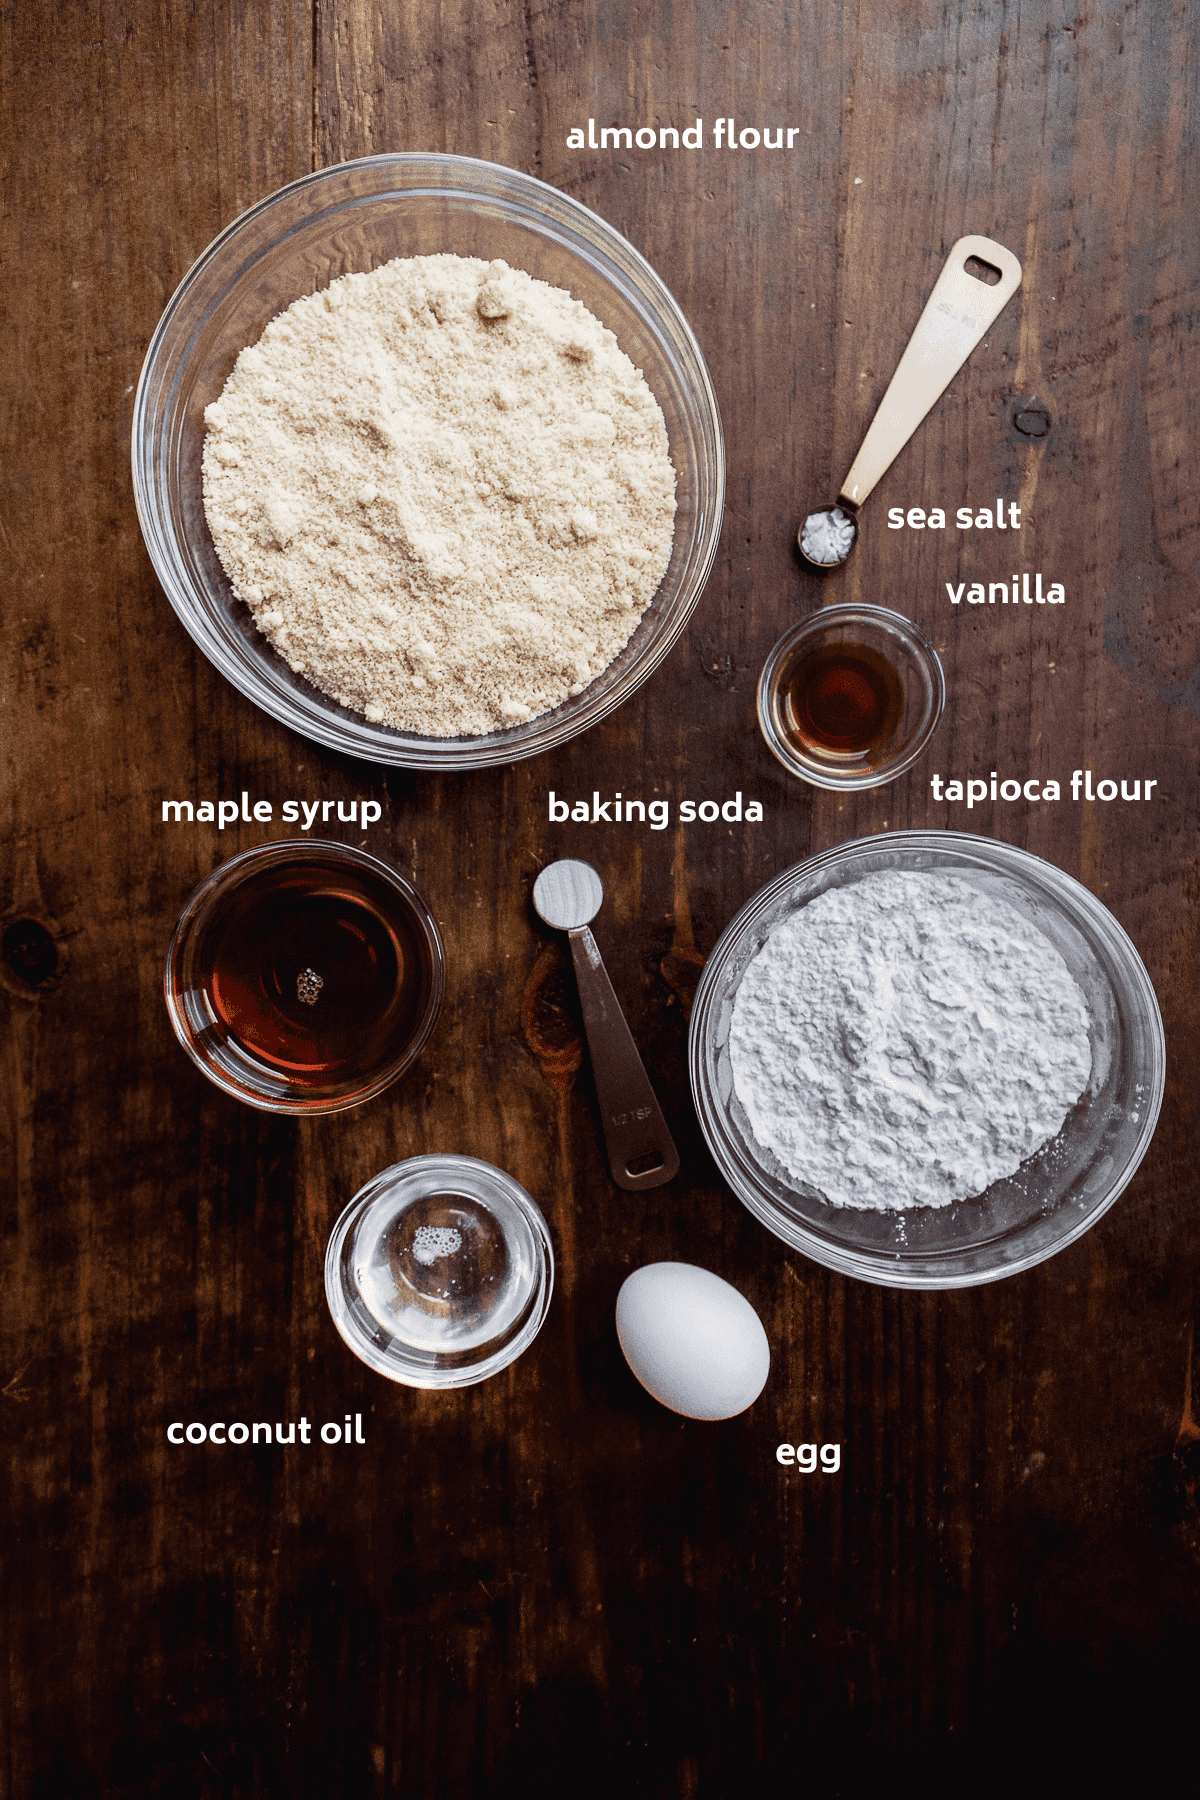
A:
[201, 254, 676, 736]
[728, 869, 1092, 1210]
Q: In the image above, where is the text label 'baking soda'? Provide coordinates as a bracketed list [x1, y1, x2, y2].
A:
[549, 792, 764, 829]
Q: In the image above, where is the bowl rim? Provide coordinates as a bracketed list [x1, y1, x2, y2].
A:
[163, 836, 446, 1114]
[688, 830, 1166, 1289]
[133, 151, 726, 769]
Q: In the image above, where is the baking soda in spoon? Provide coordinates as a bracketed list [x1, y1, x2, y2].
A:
[532, 859, 679, 1191]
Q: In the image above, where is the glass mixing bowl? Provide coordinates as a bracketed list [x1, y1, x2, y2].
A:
[132, 154, 724, 768]
[689, 833, 1165, 1288]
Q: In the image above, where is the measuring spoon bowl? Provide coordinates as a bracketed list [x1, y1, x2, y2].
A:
[797, 504, 859, 573]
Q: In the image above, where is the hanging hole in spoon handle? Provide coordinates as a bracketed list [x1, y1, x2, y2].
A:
[566, 926, 681, 1190]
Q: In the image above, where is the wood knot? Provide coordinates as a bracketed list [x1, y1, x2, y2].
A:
[1013, 404, 1051, 438]
[1, 916, 67, 997]
[520, 944, 583, 1097]
[659, 946, 706, 1020]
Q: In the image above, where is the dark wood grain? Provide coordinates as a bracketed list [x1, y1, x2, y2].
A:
[3, 1, 1199, 1792]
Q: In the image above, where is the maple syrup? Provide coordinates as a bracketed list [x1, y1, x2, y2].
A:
[174, 847, 441, 1103]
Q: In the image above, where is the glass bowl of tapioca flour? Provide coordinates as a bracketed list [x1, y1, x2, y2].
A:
[133, 154, 724, 769]
[689, 833, 1164, 1289]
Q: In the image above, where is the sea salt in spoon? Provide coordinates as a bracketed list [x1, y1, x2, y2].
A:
[533, 859, 680, 1191]
[799, 235, 1023, 572]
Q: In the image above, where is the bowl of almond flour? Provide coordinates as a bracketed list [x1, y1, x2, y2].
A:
[133, 155, 724, 767]
[689, 833, 1165, 1288]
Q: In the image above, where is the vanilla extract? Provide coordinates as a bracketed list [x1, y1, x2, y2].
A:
[779, 639, 905, 761]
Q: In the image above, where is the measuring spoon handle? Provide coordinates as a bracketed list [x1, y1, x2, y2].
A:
[568, 926, 680, 1191]
[839, 234, 1022, 509]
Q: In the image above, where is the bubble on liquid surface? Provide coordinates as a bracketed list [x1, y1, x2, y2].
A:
[296, 966, 324, 1006]
[352, 1187, 539, 1356]
[411, 1224, 462, 1265]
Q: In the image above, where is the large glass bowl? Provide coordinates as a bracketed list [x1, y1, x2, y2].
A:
[689, 833, 1165, 1288]
[132, 154, 724, 768]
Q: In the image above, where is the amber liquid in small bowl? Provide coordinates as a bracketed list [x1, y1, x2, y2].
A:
[195, 860, 434, 1090]
[757, 603, 945, 792]
[779, 641, 904, 759]
[167, 841, 444, 1111]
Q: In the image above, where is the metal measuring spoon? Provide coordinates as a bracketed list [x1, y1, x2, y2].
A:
[532, 860, 680, 1191]
[798, 234, 1023, 572]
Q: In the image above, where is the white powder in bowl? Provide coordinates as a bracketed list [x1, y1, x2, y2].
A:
[728, 870, 1092, 1211]
[201, 254, 677, 736]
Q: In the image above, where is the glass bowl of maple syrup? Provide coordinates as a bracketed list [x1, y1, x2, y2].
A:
[757, 602, 945, 789]
[164, 840, 444, 1113]
[325, 1155, 555, 1388]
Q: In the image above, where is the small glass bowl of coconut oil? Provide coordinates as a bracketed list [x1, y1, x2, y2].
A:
[325, 1155, 554, 1387]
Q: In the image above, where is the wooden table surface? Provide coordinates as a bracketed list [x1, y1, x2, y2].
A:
[4, 2, 1199, 1793]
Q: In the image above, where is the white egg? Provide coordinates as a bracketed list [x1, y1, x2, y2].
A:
[615, 1263, 771, 1420]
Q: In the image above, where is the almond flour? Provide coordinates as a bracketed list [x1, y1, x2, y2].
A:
[201, 254, 676, 737]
